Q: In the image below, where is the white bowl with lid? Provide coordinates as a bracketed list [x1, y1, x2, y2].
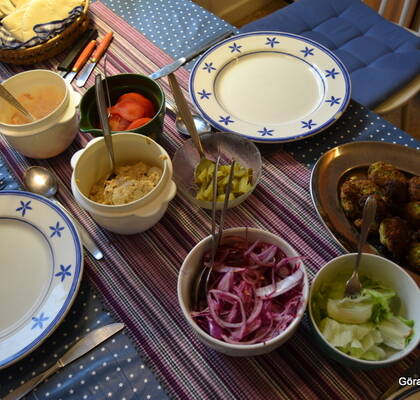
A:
[70, 133, 177, 234]
[0, 69, 81, 159]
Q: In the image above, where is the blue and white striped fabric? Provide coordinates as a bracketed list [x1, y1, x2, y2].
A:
[0, 5, 83, 50]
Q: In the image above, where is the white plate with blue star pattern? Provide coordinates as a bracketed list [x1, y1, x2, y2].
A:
[189, 31, 351, 143]
[0, 191, 83, 369]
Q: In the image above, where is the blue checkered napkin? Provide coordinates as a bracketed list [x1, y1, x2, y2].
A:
[0, 5, 83, 50]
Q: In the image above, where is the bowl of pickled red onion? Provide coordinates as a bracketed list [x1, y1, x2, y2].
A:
[178, 227, 309, 356]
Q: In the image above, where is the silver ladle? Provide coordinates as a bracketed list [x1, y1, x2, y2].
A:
[23, 166, 103, 260]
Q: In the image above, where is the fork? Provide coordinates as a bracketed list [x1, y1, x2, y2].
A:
[193, 157, 236, 309]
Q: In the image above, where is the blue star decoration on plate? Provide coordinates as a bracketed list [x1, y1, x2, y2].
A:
[258, 127, 274, 137]
[301, 47, 314, 57]
[325, 68, 340, 79]
[49, 221, 65, 238]
[325, 96, 341, 106]
[203, 62, 216, 73]
[229, 42, 242, 53]
[301, 119, 317, 130]
[55, 264, 72, 282]
[16, 200, 32, 217]
[198, 89, 212, 100]
[265, 37, 280, 48]
[31, 312, 49, 329]
[219, 116, 234, 125]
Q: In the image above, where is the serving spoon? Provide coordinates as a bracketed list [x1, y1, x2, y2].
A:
[165, 99, 211, 136]
[95, 73, 116, 180]
[167, 72, 213, 177]
[23, 166, 103, 260]
[344, 195, 377, 298]
[0, 83, 35, 122]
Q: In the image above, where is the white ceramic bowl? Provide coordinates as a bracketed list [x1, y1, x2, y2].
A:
[0, 70, 81, 159]
[178, 227, 309, 356]
[71, 133, 176, 234]
[308, 253, 420, 368]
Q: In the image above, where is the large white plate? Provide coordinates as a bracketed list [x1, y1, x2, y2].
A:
[189, 31, 351, 143]
[0, 191, 83, 369]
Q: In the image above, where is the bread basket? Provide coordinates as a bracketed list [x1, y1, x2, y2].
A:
[0, 0, 90, 65]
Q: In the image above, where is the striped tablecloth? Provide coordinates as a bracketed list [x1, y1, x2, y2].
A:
[0, 3, 419, 399]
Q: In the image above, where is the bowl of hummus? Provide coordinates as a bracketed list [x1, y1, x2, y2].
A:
[70, 133, 176, 234]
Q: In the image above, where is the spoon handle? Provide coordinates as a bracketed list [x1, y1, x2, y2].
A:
[51, 198, 103, 260]
[0, 84, 34, 121]
[167, 73, 205, 157]
[95, 74, 116, 173]
[355, 195, 377, 271]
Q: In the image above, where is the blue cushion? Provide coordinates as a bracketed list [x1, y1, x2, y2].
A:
[239, 0, 420, 108]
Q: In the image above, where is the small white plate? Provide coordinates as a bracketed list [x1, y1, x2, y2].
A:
[189, 31, 351, 143]
[0, 191, 83, 369]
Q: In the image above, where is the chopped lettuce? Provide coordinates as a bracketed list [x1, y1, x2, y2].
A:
[312, 275, 414, 361]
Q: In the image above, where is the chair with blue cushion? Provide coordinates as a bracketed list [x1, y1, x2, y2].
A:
[239, 0, 420, 129]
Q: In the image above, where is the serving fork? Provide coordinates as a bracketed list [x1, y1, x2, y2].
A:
[193, 157, 236, 309]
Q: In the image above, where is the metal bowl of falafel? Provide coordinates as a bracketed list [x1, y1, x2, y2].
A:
[310, 141, 420, 274]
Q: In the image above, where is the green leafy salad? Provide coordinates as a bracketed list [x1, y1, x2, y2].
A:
[311, 276, 414, 361]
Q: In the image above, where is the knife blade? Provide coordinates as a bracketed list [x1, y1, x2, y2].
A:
[4, 323, 124, 400]
[64, 39, 97, 85]
[57, 28, 98, 75]
[149, 29, 234, 80]
[76, 32, 113, 87]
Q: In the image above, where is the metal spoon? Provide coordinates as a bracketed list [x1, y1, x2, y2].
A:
[165, 99, 210, 136]
[344, 195, 377, 298]
[23, 166, 103, 260]
[0, 84, 35, 122]
[95, 73, 116, 179]
[167, 73, 213, 177]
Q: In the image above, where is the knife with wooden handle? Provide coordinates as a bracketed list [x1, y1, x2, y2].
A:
[58, 28, 98, 76]
[76, 32, 113, 87]
[3, 323, 124, 400]
[65, 39, 97, 84]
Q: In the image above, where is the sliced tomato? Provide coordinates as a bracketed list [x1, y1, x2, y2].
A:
[127, 117, 152, 130]
[110, 100, 145, 121]
[108, 113, 131, 131]
[117, 92, 156, 117]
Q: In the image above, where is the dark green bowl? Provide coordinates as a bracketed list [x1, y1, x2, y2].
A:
[79, 73, 165, 139]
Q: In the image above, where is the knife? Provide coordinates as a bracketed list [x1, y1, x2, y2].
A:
[76, 32, 113, 87]
[149, 29, 234, 80]
[3, 323, 124, 400]
[64, 40, 97, 84]
[57, 28, 98, 77]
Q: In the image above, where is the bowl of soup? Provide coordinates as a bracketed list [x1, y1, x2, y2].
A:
[0, 69, 81, 159]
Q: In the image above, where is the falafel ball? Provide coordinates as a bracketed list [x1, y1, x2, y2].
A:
[353, 218, 378, 235]
[404, 201, 420, 228]
[408, 176, 420, 201]
[407, 242, 420, 271]
[340, 178, 387, 219]
[383, 179, 408, 205]
[368, 161, 407, 187]
[379, 216, 410, 259]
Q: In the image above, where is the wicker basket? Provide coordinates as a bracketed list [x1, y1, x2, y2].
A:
[0, 1, 90, 65]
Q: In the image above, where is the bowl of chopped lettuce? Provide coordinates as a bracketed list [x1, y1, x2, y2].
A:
[309, 253, 420, 368]
[172, 132, 261, 210]
[178, 227, 309, 356]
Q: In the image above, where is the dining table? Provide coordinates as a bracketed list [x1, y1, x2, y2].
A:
[0, 1, 419, 399]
